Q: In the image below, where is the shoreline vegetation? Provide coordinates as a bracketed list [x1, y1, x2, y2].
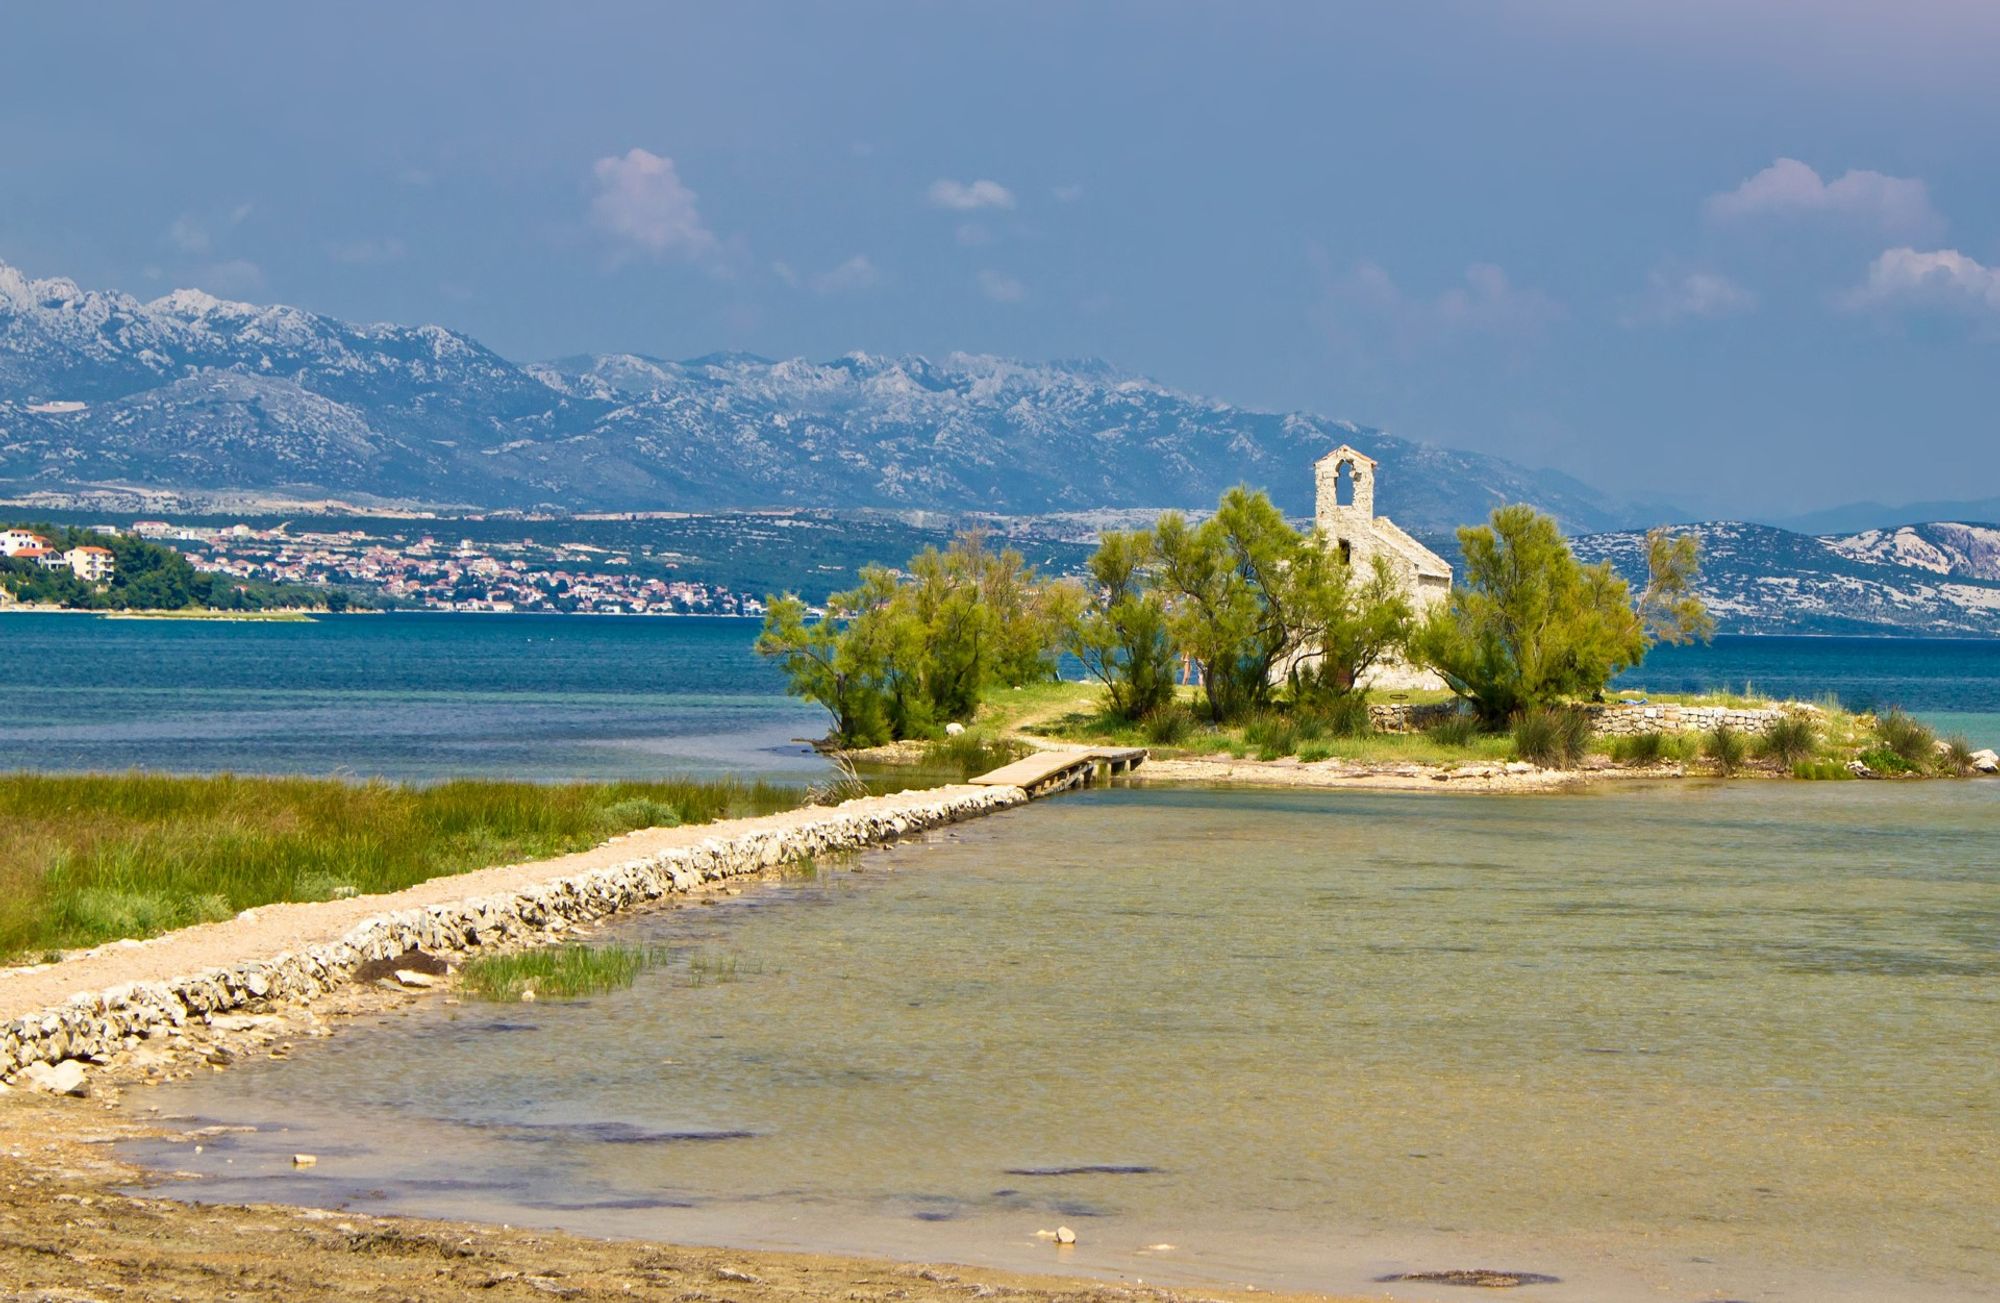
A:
[0, 773, 825, 963]
[851, 678, 1995, 789]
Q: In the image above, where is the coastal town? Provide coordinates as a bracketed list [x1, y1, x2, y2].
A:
[1, 518, 767, 615]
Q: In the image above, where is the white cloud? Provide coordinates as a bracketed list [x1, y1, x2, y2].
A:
[168, 215, 210, 254]
[809, 254, 880, 294]
[1311, 255, 1560, 364]
[1621, 269, 1757, 326]
[589, 148, 718, 260]
[1841, 247, 2000, 313]
[1705, 158, 1941, 237]
[929, 178, 1016, 211]
[977, 269, 1027, 302]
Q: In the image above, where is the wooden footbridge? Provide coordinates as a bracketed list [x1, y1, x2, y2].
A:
[968, 746, 1148, 798]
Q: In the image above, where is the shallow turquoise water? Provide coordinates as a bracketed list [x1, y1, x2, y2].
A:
[132, 781, 2000, 1303]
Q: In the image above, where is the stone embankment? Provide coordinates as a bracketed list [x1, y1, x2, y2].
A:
[0, 784, 1025, 1082]
[1370, 700, 1800, 737]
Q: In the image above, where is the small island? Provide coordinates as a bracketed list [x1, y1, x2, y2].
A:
[760, 444, 1999, 787]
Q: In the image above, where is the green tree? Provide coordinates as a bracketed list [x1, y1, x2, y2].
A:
[1153, 488, 1302, 723]
[1286, 548, 1414, 706]
[1637, 528, 1715, 646]
[1413, 504, 1648, 721]
[1067, 527, 1177, 719]
[756, 532, 1071, 747]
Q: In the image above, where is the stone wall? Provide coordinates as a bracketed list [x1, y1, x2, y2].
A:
[0, 785, 1026, 1080]
[1369, 700, 1799, 736]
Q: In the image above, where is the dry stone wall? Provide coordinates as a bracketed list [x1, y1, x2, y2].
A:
[1370, 701, 1799, 736]
[0, 785, 1026, 1080]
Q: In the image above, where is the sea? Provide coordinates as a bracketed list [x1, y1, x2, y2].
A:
[2, 610, 1997, 780]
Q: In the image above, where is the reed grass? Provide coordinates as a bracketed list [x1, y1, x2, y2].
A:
[0, 773, 805, 960]
[459, 942, 673, 1001]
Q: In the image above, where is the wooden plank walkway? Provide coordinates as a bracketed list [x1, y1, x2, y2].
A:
[969, 746, 1147, 797]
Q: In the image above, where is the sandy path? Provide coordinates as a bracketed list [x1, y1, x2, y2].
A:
[0, 784, 1003, 1022]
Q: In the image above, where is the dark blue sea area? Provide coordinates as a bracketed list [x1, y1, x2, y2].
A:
[3, 614, 1995, 780]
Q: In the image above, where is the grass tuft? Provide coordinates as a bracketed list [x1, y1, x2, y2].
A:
[1757, 715, 1820, 769]
[1875, 709, 1936, 768]
[1512, 707, 1591, 769]
[1705, 723, 1747, 775]
[922, 733, 1029, 780]
[1610, 731, 1668, 766]
[460, 942, 671, 1001]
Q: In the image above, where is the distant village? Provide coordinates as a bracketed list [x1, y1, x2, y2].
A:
[7, 519, 766, 616]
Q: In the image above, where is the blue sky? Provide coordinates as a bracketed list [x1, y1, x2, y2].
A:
[4, 2, 1997, 518]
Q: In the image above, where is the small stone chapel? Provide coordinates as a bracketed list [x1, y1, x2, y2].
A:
[1313, 444, 1452, 612]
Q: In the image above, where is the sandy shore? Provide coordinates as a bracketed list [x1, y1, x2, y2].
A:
[0, 1087, 1359, 1303]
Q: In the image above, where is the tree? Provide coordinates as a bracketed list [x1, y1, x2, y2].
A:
[756, 532, 1071, 747]
[1287, 548, 1414, 706]
[1413, 504, 1648, 721]
[1637, 528, 1715, 646]
[1153, 488, 1302, 723]
[1067, 528, 1176, 719]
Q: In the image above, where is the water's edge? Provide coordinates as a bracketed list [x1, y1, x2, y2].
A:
[0, 784, 1026, 1078]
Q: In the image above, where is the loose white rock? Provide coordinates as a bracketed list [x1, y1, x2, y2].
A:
[21, 1060, 86, 1096]
[292, 1153, 318, 1167]
[1055, 1226, 1076, 1245]
[392, 970, 437, 988]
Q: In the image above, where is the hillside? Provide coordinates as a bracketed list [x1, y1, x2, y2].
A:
[0, 259, 1640, 532]
[1573, 521, 2000, 637]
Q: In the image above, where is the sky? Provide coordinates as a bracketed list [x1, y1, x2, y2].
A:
[3, 1, 1998, 520]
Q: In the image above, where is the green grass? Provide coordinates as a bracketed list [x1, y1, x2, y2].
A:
[0, 773, 809, 961]
[921, 733, 1030, 779]
[459, 942, 672, 1001]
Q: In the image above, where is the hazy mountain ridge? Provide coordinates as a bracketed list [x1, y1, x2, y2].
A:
[0, 259, 1642, 531]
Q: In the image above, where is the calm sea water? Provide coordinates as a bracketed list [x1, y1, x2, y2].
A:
[1621, 634, 2000, 746]
[130, 783, 2000, 1302]
[0, 611, 826, 781]
[2, 615, 1996, 778]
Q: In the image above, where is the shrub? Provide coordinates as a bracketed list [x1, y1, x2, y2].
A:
[1705, 723, 1746, 774]
[1425, 712, 1484, 748]
[1513, 706, 1591, 768]
[1858, 746, 1916, 776]
[1757, 715, 1819, 768]
[1792, 759, 1854, 781]
[1876, 709, 1936, 768]
[1937, 735, 1976, 777]
[1244, 713, 1300, 760]
[1142, 705, 1195, 747]
[1316, 693, 1375, 738]
[1611, 731, 1668, 765]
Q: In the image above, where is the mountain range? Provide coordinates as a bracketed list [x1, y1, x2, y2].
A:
[1571, 521, 2000, 637]
[3, 258, 1998, 636]
[1, 259, 1641, 533]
